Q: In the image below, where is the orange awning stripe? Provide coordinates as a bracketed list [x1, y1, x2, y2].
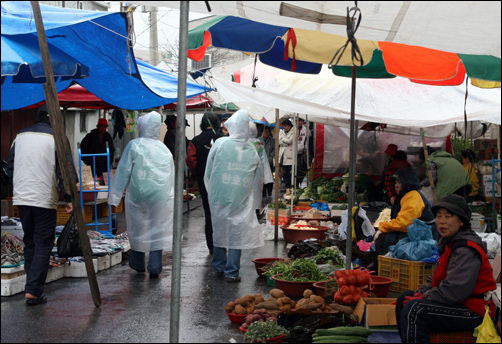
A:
[379, 41, 463, 81]
[188, 31, 212, 62]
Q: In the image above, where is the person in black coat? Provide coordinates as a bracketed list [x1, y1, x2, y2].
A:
[80, 118, 115, 177]
[186, 114, 221, 255]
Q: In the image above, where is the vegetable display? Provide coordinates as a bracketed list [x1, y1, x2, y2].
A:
[268, 202, 288, 209]
[312, 326, 372, 343]
[313, 246, 345, 267]
[266, 258, 329, 282]
[333, 269, 372, 304]
[243, 319, 289, 343]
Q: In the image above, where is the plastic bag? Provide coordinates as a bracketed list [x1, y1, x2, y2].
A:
[339, 206, 375, 241]
[390, 219, 436, 261]
[473, 305, 501, 343]
[57, 215, 83, 258]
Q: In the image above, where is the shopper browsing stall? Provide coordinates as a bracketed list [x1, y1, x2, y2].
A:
[395, 194, 497, 343]
[278, 119, 294, 191]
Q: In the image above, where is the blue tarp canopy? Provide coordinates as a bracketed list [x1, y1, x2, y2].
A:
[1, 1, 208, 111]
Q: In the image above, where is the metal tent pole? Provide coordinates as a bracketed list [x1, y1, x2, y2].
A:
[170, 1, 189, 342]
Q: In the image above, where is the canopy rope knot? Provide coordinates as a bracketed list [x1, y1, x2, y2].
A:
[328, 2, 364, 69]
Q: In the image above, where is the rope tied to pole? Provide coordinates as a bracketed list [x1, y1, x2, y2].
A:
[328, 2, 364, 69]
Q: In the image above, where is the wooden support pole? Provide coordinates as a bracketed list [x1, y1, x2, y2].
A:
[30, 1, 101, 307]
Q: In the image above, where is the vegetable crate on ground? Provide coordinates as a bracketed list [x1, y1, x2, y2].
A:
[377, 256, 434, 293]
[56, 204, 93, 225]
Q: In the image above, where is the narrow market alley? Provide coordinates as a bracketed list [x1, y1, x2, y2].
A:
[1, 200, 295, 343]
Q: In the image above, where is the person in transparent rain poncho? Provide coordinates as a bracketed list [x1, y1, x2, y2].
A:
[108, 111, 175, 278]
[205, 110, 265, 282]
[249, 121, 274, 216]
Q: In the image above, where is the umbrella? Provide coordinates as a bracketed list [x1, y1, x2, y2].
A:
[188, 15, 501, 87]
[1, 34, 90, 84]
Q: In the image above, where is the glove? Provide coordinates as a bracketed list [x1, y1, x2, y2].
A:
[403, 293, 423, 306]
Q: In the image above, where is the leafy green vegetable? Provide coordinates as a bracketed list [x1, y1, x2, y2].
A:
[313, 247, 345, 267]
[267, 202, 288, 209]
[243, 320, 289, 343]
[269, 258, 329, 282]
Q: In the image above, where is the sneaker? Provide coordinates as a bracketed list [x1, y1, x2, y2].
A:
[225, 276, 241, 283]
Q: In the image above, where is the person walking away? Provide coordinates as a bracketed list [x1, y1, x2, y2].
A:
[80, 117, 115, 177]
[296, 118, 308, 188]
[204, 109, 264, 282]
[278, 119, 294, 192]
[258, 126, 275, 197]
[461, 149, 480, 203]
[186, 114, 221, 255]
[108, 112, 175, 278]
[373, 167, 435, 254]
[383, 150, 411, 205]
[249, 122, 274, 216]
[395, 194, 497, 343]
[420, 146, 472, 201]
[7, 104, 76, 305]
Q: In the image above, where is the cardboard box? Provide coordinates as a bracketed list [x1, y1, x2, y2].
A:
[353, 298, 397, 329]
[266, 209, 290, 222]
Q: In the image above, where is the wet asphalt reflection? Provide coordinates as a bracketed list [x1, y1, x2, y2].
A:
[1, 198, 289, 343]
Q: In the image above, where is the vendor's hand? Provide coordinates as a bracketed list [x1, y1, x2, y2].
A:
[403, 293, 423, 305]
[390, 196, 396, 205]
[65, 202, 73, 214]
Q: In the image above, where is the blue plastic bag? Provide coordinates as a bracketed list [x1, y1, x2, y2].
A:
[310, 202, 330, 211]
[389, 219, 437, 261]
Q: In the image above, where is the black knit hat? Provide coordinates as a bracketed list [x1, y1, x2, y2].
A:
[432, 194, 471, 224]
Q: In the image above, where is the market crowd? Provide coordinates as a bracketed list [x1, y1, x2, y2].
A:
[6, 104, 498, 344]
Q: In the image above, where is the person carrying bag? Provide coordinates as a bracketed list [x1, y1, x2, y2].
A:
[57, 215, 82, 258]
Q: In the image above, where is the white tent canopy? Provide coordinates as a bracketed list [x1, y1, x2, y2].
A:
[207, 62, 501, 137]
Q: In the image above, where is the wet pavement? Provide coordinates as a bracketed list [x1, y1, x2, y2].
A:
[1, 197, 291, 343]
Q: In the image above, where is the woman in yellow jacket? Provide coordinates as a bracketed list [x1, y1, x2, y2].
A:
[461, 149, 479, 202]
[374, 167, 435, 254]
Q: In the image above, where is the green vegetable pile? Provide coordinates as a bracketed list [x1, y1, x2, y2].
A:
[243, 319, 289, 343]
[313, 247, 345, 267]
[267, 202, 288, 209]
[266, 258, 329, 282]
[312, 326, 372, 343]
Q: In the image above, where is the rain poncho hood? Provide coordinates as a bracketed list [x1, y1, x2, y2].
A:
[204, 110, 264, 249]
[249, 121, 273, 210]
[109, 111, 175, 251]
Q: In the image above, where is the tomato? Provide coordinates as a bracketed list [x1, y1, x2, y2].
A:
[341, 295, 352, 304]
[334, 292, 343, 303]
[337, 277, 347, 286]
[346, 275, 357, 286]
[270, 218, 275, 225]
[335, 270, 346, 279]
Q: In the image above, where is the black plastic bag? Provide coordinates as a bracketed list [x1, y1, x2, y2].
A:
[57, 215, 83, 258]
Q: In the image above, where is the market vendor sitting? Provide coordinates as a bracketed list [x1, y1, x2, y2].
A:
[374, 167, 434, 255]
[395, 194, 497, 343]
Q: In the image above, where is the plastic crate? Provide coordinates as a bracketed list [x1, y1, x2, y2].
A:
[429, 331, 476, 343]
[378, 256, 434, 293]
[56, 204, 93, 225]
[97, 199, 124, 217]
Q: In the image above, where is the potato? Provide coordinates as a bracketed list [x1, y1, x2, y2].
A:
[246, 306, 254, 314]
[270, 289, 285, 299]
[255, 301, 280, 310]
[267, 296, 277, 302]
[298, 302, 323, 310]
[308, 220, 319, 226]
[225, 301, 235, 313]
[290, 300, 296, 308]
[234, 304, 247, 315]
[278, 297, 291, 305]
[235, 295, 253, 305]
[254, 294, 265, 303]
[309, 294, 317, 301]
[296, 298, 311, 309]
[313, 295, 324, 303]
[279, 304, 292, 312]
[303, 289, 314, 299]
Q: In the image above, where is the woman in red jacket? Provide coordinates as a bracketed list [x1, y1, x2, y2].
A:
[395, 194, 497, 343]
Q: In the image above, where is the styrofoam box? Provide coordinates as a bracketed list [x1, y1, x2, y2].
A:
[122, 242, 130, 252]
[96, 255, 111, 271]
[63, 258, 98, 277]
[1, 274, 26, 296]
[483, 175, 493, 184]
[45, 266, 64, 283]
[110, 251, 122, 266]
